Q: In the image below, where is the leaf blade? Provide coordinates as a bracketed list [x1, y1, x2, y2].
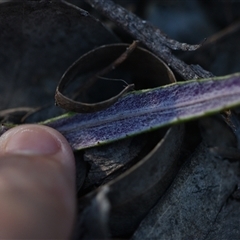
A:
[46, 73, 240, 150]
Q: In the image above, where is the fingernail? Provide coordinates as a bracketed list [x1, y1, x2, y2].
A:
[0, 124, 76, 185]
[0, 125, 75, 168]
[2, 126, 61, 155]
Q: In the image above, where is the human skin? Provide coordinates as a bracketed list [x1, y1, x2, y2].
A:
[0, 124, 76, 239]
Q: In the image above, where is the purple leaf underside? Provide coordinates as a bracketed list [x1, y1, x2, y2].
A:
[45, 73, 240, 150]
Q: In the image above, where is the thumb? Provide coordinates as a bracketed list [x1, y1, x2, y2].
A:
[0, 124, 76, 239]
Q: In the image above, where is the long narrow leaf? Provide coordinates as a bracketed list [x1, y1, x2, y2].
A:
[44, 73, 240, 150]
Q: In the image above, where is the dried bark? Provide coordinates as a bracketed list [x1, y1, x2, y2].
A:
[84, 0, 214, 80]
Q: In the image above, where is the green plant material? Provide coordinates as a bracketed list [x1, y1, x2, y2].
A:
[45, 73, 240, 150]
[2, 73, 240, 150]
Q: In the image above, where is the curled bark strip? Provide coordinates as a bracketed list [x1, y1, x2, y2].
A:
[73, 40, 139, 99]
[0, 107, 37, 123]
[55, 42, 138, 113]
[77, 125, 185, 237]
[55, 84, 134, 113]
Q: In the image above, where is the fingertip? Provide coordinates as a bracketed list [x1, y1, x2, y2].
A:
[0, 124, 75, 179]
[0, 125, 77, 238]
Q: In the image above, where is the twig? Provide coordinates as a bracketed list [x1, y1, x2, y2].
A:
[84, 0, 214, 79]
[203, 20, 240, 47]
